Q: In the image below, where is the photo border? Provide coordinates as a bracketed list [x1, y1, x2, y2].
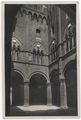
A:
[1, 1, 80, 119]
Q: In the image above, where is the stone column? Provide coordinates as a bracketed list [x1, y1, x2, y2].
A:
[10, 87, 12, 105]
[68, 39, 70, 51]
[59, 75, 67, 108]
[72, 36, 74, 48]
[64, 41, 67, 55]
[12, 50, 15, 61]
[24, 82, 29, 106]
[47, 83, 52, 105]
[58, 8, 67, 109]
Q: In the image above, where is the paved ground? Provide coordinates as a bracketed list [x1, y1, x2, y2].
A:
[10, 105, 77, 116]
[17, 105, 60, 111]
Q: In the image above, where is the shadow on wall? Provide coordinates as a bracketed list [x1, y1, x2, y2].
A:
[64, 60, 77, 109]
[11, 71, 24, 106]
[50, 70, 60, 106]
[29, 73, 47, 105]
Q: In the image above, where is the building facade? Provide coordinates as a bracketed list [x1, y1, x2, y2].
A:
[11, 5, 77, 109]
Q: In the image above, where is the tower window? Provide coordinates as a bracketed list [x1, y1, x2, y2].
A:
[36, 29, 40, 33]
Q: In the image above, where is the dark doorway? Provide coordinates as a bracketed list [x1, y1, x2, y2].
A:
[11, 71, 24, 106]
[50, 70, 60, 106]
[64, 61, 77, 108]
[29, 73, 47, 105]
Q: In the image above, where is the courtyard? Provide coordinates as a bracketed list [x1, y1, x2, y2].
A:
[10, 105, 77, 116]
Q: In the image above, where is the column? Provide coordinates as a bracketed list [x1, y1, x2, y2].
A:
[59, 75, 67, 108]
[47, 83, 52, 105]
[17, 51, 20, 61]
[68, 39, 70, 51]
[63, 41, 67, 55]
[10, 87, 12, 105]
[49, 55, 51, 64]
[58, 8, 67, 109]
[37, 54, 39, 64]
[12, 50, 15, 61]
[72, 36, 74, 48]
[24, 82, 29, 106]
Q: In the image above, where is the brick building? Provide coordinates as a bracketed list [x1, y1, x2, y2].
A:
[10, 5, 77, 109]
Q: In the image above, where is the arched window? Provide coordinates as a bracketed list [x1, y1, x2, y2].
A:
[12, 37, 22, 61]
[50, 38, 56, 62]
[51, 47, 53, 62]
[43, 16, 47, 24]
[33, 13, 37, 21]
[17, 45, 20, 51]
[32, 43, 44, 65]
[17, 45, 21, 60]
[41, 50, 44, 65]
[23, 9, 27, 15]
[28, 11, 32, 20]
[65, 33, 69, 52]
[33, 48, 36, 63]
[37, 47, 40, 64]
[64, 23, 76, 52]
[38, 15, 42, 23]
[12, 44, 16, 51]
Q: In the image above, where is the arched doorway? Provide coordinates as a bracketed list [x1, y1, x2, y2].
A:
[50, 70, 60, 106]
[29, 73, 47, 105]
[64, 61, 77, 108]
[11, 71, 24, 106]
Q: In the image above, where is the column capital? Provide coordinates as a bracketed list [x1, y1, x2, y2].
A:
[24, 82, 29, 85]
[47, 82, 52, 86]
[59, 74, 65, 80]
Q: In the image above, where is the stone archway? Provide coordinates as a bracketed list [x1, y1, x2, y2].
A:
[29, 73, 47, 105]
[11, 71, 24, 106]
[50, 70, 60, 106]
[64, 60, 77, 108]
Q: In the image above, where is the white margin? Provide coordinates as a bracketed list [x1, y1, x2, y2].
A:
[0, 0, 80, 120]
